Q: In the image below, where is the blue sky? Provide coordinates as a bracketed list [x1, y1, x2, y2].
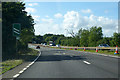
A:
[25, 2, 118, 37]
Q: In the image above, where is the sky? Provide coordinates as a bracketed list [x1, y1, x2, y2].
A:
[25, 2, 118, 37]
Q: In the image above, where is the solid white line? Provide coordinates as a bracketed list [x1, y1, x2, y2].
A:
[31, 62, 35, 64]
[28, 63, 32, 66]
[13, 50, 42, 78]
[26, 65, 30, 68]
[83, 61, 91, 64]
[13, 74, 20, 78]
[22, 68, 27, 71]
[29, 63, 33, 66]
[19, 70, 24, 74]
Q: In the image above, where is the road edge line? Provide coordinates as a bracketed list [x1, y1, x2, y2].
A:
[12, 50, 41, 78]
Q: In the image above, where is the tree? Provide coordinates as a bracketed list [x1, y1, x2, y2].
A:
[80, 29, 89, 47]
[65, 29, 76, 37]
[77, 28, 82, 38]
[88, 26, 103, 47]
[97, 37, 112, 46]
[111, 33, 120, 47]
[2, 2, 35, 58]
[34, 35, 44, 44]
[43, 34, 53, 40]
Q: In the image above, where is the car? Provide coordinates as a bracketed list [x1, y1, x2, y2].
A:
[98, 44, 110, 47]
[56, 44, 60, 47]
[36, 45, 40, 49]
[49, 44, 53, 46]
[43, 43, 47, 45]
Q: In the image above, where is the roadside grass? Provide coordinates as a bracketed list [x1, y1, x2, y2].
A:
[0, 48, 39, 74]
[50, 47, 120, 56]
[77, 49, 120, 56]
[1, 60, 23, 74]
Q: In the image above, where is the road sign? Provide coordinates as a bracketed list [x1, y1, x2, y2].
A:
[13, 23, 21, 38]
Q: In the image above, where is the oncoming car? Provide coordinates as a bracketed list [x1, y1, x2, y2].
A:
[56, 44, 60, 47]
[98, 44, 110, 47]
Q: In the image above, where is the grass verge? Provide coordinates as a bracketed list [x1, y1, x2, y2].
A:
[0, 48, 39, 74]
[50, 47, 120, 56]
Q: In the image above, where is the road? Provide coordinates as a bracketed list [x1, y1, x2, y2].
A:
[18, 46, 119, 78]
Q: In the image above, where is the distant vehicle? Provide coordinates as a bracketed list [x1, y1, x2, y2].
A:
[98, 44, 110, 47]
[32, 41, 36, 44]
[49, 44, 53, 46]
[56, 44, 60, 47]
[36, 45, 40, 49]
[43, 43, 47, 45]
[49, 41, 56, 46]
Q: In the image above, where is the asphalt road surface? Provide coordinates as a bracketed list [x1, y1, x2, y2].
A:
[18, 46, 119, 78]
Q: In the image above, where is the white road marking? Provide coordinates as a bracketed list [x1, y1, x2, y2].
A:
[13, 74, 20, 78]
[13, 50, 42, 78]
[28, 63, 32, 66]
[19, 70, 24, 74]
[22, 68, 27, 71]
[26, 65, 30, 68]
[31, 62, 34, 64]
[83, 61, 91, 64]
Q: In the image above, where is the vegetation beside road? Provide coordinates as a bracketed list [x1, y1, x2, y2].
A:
[1, 60, 23, 74]
[1, 48, 39, 74]
[50, 47, 120, 56]
[77, 49, 120, 56]
[3, 2, 35, 59]
[33, 27, 120, 47]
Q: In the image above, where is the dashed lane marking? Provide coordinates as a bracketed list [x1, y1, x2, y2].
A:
[83, 61, 91, 64]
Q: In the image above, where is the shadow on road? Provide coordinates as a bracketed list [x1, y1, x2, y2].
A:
[35, 49, 87, 62]
[37, 55, 86, 62]
[40, 49, 65, 53]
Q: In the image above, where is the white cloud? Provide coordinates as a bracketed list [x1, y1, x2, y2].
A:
[34, 18, 64, 35]
[32, 15, 40, 23]
[81, 9, 92, 14]
[63, 11, 80, 29]
[34, 23, 64, 35]
[104, 10, 109, 14]
[28, 3, 38, 6]
[34, 11, 117, 37]
[45, 15, 49, 18]
[41, 18, 53, 23]
[25, 7, 36, 13]
[62, 11, 118, 37]
[54, 13, 63, 18]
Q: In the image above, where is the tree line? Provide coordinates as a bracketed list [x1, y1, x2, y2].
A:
[34, 26, 120, 47]
[2, 2, 35, 59]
